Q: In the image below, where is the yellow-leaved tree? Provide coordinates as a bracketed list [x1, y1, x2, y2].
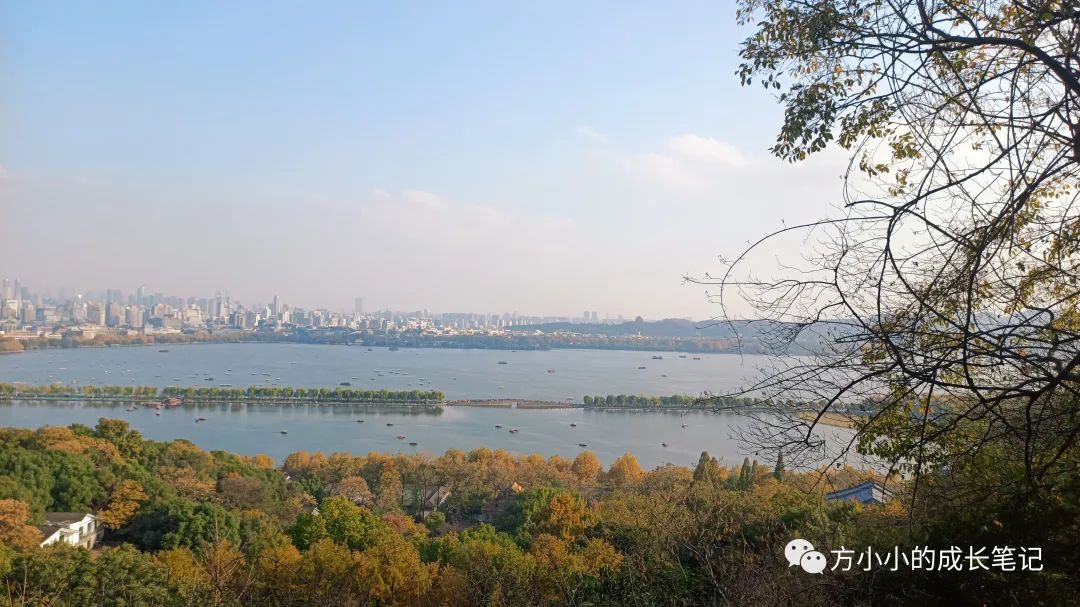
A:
[97, 479, 147, 530]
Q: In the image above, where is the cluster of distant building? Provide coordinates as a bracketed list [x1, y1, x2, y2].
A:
[0, 278, 628, 342]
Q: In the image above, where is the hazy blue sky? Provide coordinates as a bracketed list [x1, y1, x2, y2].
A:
[1, 1, 846, 318]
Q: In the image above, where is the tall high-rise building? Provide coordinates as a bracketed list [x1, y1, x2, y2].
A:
[354, 297, 364, 316]
[106, 302, 124, 327]
[272, 294, 280, 318]
[125, 305, 145, 328]
[86, 303, 105, 326]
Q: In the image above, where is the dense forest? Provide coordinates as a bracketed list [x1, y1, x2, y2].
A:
[0, 419, 1071, 606]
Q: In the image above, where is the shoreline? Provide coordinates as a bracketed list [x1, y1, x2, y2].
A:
[0, 394, 731, 413]
[0, 394, 442, 408]
[446, 399, 574, 409]
[0, 338, 769, 357]
[799, 411, 861, 429]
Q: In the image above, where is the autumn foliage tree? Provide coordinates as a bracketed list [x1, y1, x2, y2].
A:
[606, 454, 644, 487]
[331, 475, 373, 505]
[375, 463, 403, 513]
[570, 451, 603, 483]
[0, 499, 41, 549]
[97, 479, 148, 530]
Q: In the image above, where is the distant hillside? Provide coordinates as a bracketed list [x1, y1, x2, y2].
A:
[511, 318, 831, 354]
[512, 318, 763, 339]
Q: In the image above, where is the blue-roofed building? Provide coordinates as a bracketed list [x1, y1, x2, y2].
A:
[825, 481, 895, 505]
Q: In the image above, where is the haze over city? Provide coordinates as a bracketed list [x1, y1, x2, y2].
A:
[1, 2, 846, 318]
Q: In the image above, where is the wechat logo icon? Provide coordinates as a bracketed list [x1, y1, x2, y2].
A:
[785, 539, 827, 573]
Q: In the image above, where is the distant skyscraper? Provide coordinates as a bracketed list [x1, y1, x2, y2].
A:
[125, 305, 145, 328]
[591, 311, 599, 323]
[86, 302, 105, 326]
[354, 297, 364, 316]
[272, 294, 280, 317]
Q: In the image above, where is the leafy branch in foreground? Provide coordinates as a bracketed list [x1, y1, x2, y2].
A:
[699, 1, 1080, 507]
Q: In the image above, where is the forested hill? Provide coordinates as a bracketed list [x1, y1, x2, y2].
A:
[0, 419, 1068, 605]
[512, 318, 828, 353]
[512, 318, 742, 337]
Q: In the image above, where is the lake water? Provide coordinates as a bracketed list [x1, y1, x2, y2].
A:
[0, 344, 845, 468]
[0, 343, 774, 401]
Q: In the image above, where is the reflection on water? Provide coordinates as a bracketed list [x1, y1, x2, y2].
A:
[0, 344, 855, 469]
[0, 399, 803, 468]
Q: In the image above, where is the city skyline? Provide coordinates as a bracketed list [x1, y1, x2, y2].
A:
[0, 276, 656, 325]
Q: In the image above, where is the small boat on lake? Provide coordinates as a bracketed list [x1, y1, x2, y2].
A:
[652, 355, 663, 360]
[637, 366, 646, 370]
[495, 424, 503, 429]
[356, 419, 365, 423]
[578, 443, 587, 447]
[280, 430, 288, 435]
[569, 423, 577, 427]
[396, 435, 406, 440]
[386, 423, 394, 427]
[662, 442, 668, 447]
[408, 442, 417, 446]
[497, 361, 508, 365]
[158, 349, 169, 353]
[509, 428, 519, 434]
[195, 417, 207, 422]
[681, 423, 688, 428]
[546, 369, 555, 374]
[340, 382, 351, 386]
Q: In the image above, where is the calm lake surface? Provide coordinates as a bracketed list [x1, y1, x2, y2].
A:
[0, 344, 844, 468]
[0, 343, 774, 400]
